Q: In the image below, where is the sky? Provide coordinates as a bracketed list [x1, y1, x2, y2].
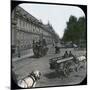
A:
[19, 3, 85, 38]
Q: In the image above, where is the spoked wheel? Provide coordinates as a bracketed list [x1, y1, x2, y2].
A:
[63, 61, 76, 77]
[63, 68, 69, 77]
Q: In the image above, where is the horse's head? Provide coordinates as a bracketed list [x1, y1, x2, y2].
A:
[30, 70, 41, 80]
[77, 55, 86, 61]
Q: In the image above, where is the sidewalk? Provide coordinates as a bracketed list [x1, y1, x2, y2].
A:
[12, 54, 33, 62]
[12, 45, 55, 62]
[12, 49, 34, 62]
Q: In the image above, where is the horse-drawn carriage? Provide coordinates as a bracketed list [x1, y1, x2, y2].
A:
[49, 54, 86, 76]
[33, 39, 48, 58]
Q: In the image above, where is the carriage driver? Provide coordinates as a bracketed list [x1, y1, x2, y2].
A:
[63, 51, 69, 58]
[68, 51, 74, 57]
[63, 51, 74, 58]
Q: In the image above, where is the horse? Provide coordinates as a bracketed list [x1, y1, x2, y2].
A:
[75, 55, 86, 71]
[17, 70, 41, 88]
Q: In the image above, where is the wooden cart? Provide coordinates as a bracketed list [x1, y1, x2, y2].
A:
[49, 56, 79, 76]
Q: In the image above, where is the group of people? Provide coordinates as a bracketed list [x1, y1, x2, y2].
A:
[63, 51, 74, 58]
[32, 39, 48, 57]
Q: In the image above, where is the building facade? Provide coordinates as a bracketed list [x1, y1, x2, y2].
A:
[11, 6, 59, 57]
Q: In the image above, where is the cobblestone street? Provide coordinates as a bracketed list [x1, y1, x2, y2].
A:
[12, 47, 86, 87]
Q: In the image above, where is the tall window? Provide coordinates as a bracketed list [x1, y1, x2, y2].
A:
[22, 20, 25, 28]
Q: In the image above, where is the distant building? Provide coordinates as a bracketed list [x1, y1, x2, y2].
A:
[11, 6, 59, 56]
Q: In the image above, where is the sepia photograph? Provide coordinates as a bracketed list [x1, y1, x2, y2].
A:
[11, 1, 87, 89]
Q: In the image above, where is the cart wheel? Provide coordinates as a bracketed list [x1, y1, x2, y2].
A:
[63, 68, 68, 77]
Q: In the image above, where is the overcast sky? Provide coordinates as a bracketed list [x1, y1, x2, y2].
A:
[20, 3, 85, 38]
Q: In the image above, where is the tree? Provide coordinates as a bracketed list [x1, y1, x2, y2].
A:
[62, 15, 86, 46]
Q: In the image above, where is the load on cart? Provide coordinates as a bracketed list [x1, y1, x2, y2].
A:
[49, 51, 86, 76]
[33, 39, 48, 58]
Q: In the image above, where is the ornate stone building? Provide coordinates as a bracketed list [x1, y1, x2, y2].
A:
[11, 6, 59, 57]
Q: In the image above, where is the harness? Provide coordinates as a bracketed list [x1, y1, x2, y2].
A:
[19, 74, 36, 88]
[30, 75, 36, 88]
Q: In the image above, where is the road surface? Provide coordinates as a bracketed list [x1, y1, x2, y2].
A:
[12, 48, 87, 87]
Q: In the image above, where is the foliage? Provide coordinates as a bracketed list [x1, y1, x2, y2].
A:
[62, 15, 86, 46]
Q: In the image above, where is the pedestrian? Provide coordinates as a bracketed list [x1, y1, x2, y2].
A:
[55, 45, 57, 54]
[63, 51, 69, 58]
[17, 45, 20, 58]
[68, 51, 73, 57]
[55, 43, 60, 54]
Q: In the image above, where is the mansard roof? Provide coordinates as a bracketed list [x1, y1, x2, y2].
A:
[14, 6, 56, 35]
